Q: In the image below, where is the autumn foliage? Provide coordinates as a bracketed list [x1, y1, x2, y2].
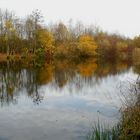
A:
[78, 35, 97, 57]
[0, 9, 139, 62]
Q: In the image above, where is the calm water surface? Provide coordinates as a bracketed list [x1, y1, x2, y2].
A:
[0, 59, 139, 140]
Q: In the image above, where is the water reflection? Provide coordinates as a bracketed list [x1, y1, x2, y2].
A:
[0, 59, 139, 106]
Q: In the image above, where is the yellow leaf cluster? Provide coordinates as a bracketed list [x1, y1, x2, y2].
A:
[37, 29, 54, 50]
[78, 35, 97, 56]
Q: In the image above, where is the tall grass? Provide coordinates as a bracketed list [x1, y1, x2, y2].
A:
[87, 122, 120, 140]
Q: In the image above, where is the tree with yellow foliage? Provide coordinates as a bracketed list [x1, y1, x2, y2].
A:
[78, 35, 97, 57]
[36, 28, 54, 58]
[37, 28, 54, 50]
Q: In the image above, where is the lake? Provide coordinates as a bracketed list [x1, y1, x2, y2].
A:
[0, 59, 139, 140]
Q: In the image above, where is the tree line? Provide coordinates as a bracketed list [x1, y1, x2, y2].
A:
[0, 9, 140, 61]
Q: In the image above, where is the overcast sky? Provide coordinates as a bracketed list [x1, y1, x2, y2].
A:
[0, 0, 140, 38]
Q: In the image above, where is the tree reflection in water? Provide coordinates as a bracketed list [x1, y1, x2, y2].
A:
[0, 58, 139, 106]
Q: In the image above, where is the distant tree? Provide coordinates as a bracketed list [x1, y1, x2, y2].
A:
[78, 35, 97, 57]
[116, 41, 128, 60]
[133, 35, 140, 48]
[116, 42, 128, 51]
[74, 22, 84, 38]
[26, 9, 43, 53]
[4, 18, 18, 55]
[35, 28, 54, 58]
[54, 22, 70, 42]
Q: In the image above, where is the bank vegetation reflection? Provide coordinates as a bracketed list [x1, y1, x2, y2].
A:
[0, 59, 139, 106]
